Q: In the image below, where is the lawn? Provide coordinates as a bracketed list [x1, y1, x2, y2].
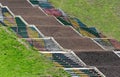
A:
[0, 26, 70, 77]
[49, 0, 120, 41]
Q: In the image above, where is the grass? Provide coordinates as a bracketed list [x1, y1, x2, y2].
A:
[49, 0, 120, 41]
[0, 26, 70, 77]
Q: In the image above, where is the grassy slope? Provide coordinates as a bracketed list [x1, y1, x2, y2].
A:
[50, 0, 120, 41]
[0, 26, 70, 77]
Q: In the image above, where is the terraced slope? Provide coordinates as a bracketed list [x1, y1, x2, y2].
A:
[1, 0, 118, 77]
[0, 26, 70, 77]
[75, 52, 120, 77]
[1, 0, 103, 52]
[50, 0, 120, 41]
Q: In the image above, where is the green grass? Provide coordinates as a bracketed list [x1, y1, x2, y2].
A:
[49, 0, 120, 41]
[0, 26, 70, 77]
